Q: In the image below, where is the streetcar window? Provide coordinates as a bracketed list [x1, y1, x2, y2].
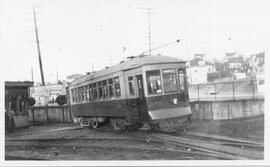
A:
[109, 85, 114, 97]
[163, 69, 177, 93]
[77, 88, 80, 102]
[78, 88, 80, 102]
[114, 77, 121, 97]
[88, 84, 92, 101]
[98, 81, 102, 87]
[81, 87, 85, 101]
[74, 89, 77, 102]
[128, 76, 135, 95]
[178, 69, 185, 90]
[103, 80, 108, 98]
[114, 77, 120, 83]
[71, 89, 75, 102]
[108, 78, 114, 98]
[85, 85, 89, 101]
[98, 81, 103, 99]
[108, 78, 113, 84]
[78, 87, 81, 101]
[146, 70, 162, 95]
[92, 83, 98, 100]
[76, 88, 79, 102]
[79, 87, 82, 101]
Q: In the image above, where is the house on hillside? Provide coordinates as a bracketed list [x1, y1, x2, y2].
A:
[187, 54, 216, 84]
[247, 52, 265, 75]
[246, 52, 265, 92]
[223, 52, 246, 79]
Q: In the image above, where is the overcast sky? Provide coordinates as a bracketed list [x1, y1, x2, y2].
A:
[1, 0, 269, 83]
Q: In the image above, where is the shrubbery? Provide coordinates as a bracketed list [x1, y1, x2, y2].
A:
[28, 97, 36, 107]
[55, 95, 67, 106]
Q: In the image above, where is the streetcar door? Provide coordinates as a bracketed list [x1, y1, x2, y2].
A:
[136, 75, 144, 100]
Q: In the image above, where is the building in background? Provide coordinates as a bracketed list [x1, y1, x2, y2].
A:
[223, 52, 246, 79]
[247, 52, 265, 92]
[5, 81, 33, 130]
[247, 52, 265, 75]
[187, 54, 216, 84]
[30, 83, 67, 106]
[66, 74, 84, 83]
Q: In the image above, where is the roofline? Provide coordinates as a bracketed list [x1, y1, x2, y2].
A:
[70, 61, 186, 87]
[5, 81, 34, 87]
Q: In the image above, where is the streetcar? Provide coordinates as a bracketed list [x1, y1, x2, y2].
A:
[67, 54, 192, 131]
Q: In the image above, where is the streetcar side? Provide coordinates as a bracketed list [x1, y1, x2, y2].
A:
[68, 71, 129, 128]
[67, 55, 192, 131]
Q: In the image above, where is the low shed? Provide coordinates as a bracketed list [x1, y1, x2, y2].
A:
[5, 81, 33, 131]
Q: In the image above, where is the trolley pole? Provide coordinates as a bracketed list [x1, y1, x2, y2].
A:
[147, 8, 152, 56]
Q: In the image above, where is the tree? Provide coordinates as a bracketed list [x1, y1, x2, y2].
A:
[55, 95, 67, 106]
[28, 97, 36, 107]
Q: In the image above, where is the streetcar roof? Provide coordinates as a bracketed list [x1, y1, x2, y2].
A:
[70, 55, 185, 86]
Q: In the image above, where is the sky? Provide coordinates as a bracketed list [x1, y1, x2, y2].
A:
[0, 0, 270, 83]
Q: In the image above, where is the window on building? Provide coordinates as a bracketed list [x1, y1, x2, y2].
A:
[114, 77, 121, 97]
[108, 78, 114, 98]
[146, 70, 162, 95]
[163, 69, 177, 92]
[128, 76, 135, 95]
[259, 79, 264, 85]
[98, 81, 103, 99]
[178, 69, 185, 90]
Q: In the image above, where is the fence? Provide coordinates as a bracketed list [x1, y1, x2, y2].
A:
[28, 105, 73, 123]
[189, 79, 264, 102]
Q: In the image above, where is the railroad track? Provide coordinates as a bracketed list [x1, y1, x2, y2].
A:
[5, 125, 264, 160]
[149, 132, 264, 160]
[179, 131, 264, 148]
[5, 137, 232, 160]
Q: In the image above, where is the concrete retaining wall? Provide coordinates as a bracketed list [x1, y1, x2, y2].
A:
[191, 98, 264, 120]
[29, 105, 73, 123]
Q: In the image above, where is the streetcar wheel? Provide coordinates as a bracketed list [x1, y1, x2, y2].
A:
[110, 119, 126, 131]
[78, 118, 84, 127]
[91, 121, 99, 129]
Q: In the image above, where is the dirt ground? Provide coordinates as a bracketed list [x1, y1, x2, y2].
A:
[187, 116, 264, 141]
[5, 115, 264, 160]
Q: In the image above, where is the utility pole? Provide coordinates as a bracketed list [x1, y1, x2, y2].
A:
[146, 8, 152, 56]
[33, 5, 45, 86]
